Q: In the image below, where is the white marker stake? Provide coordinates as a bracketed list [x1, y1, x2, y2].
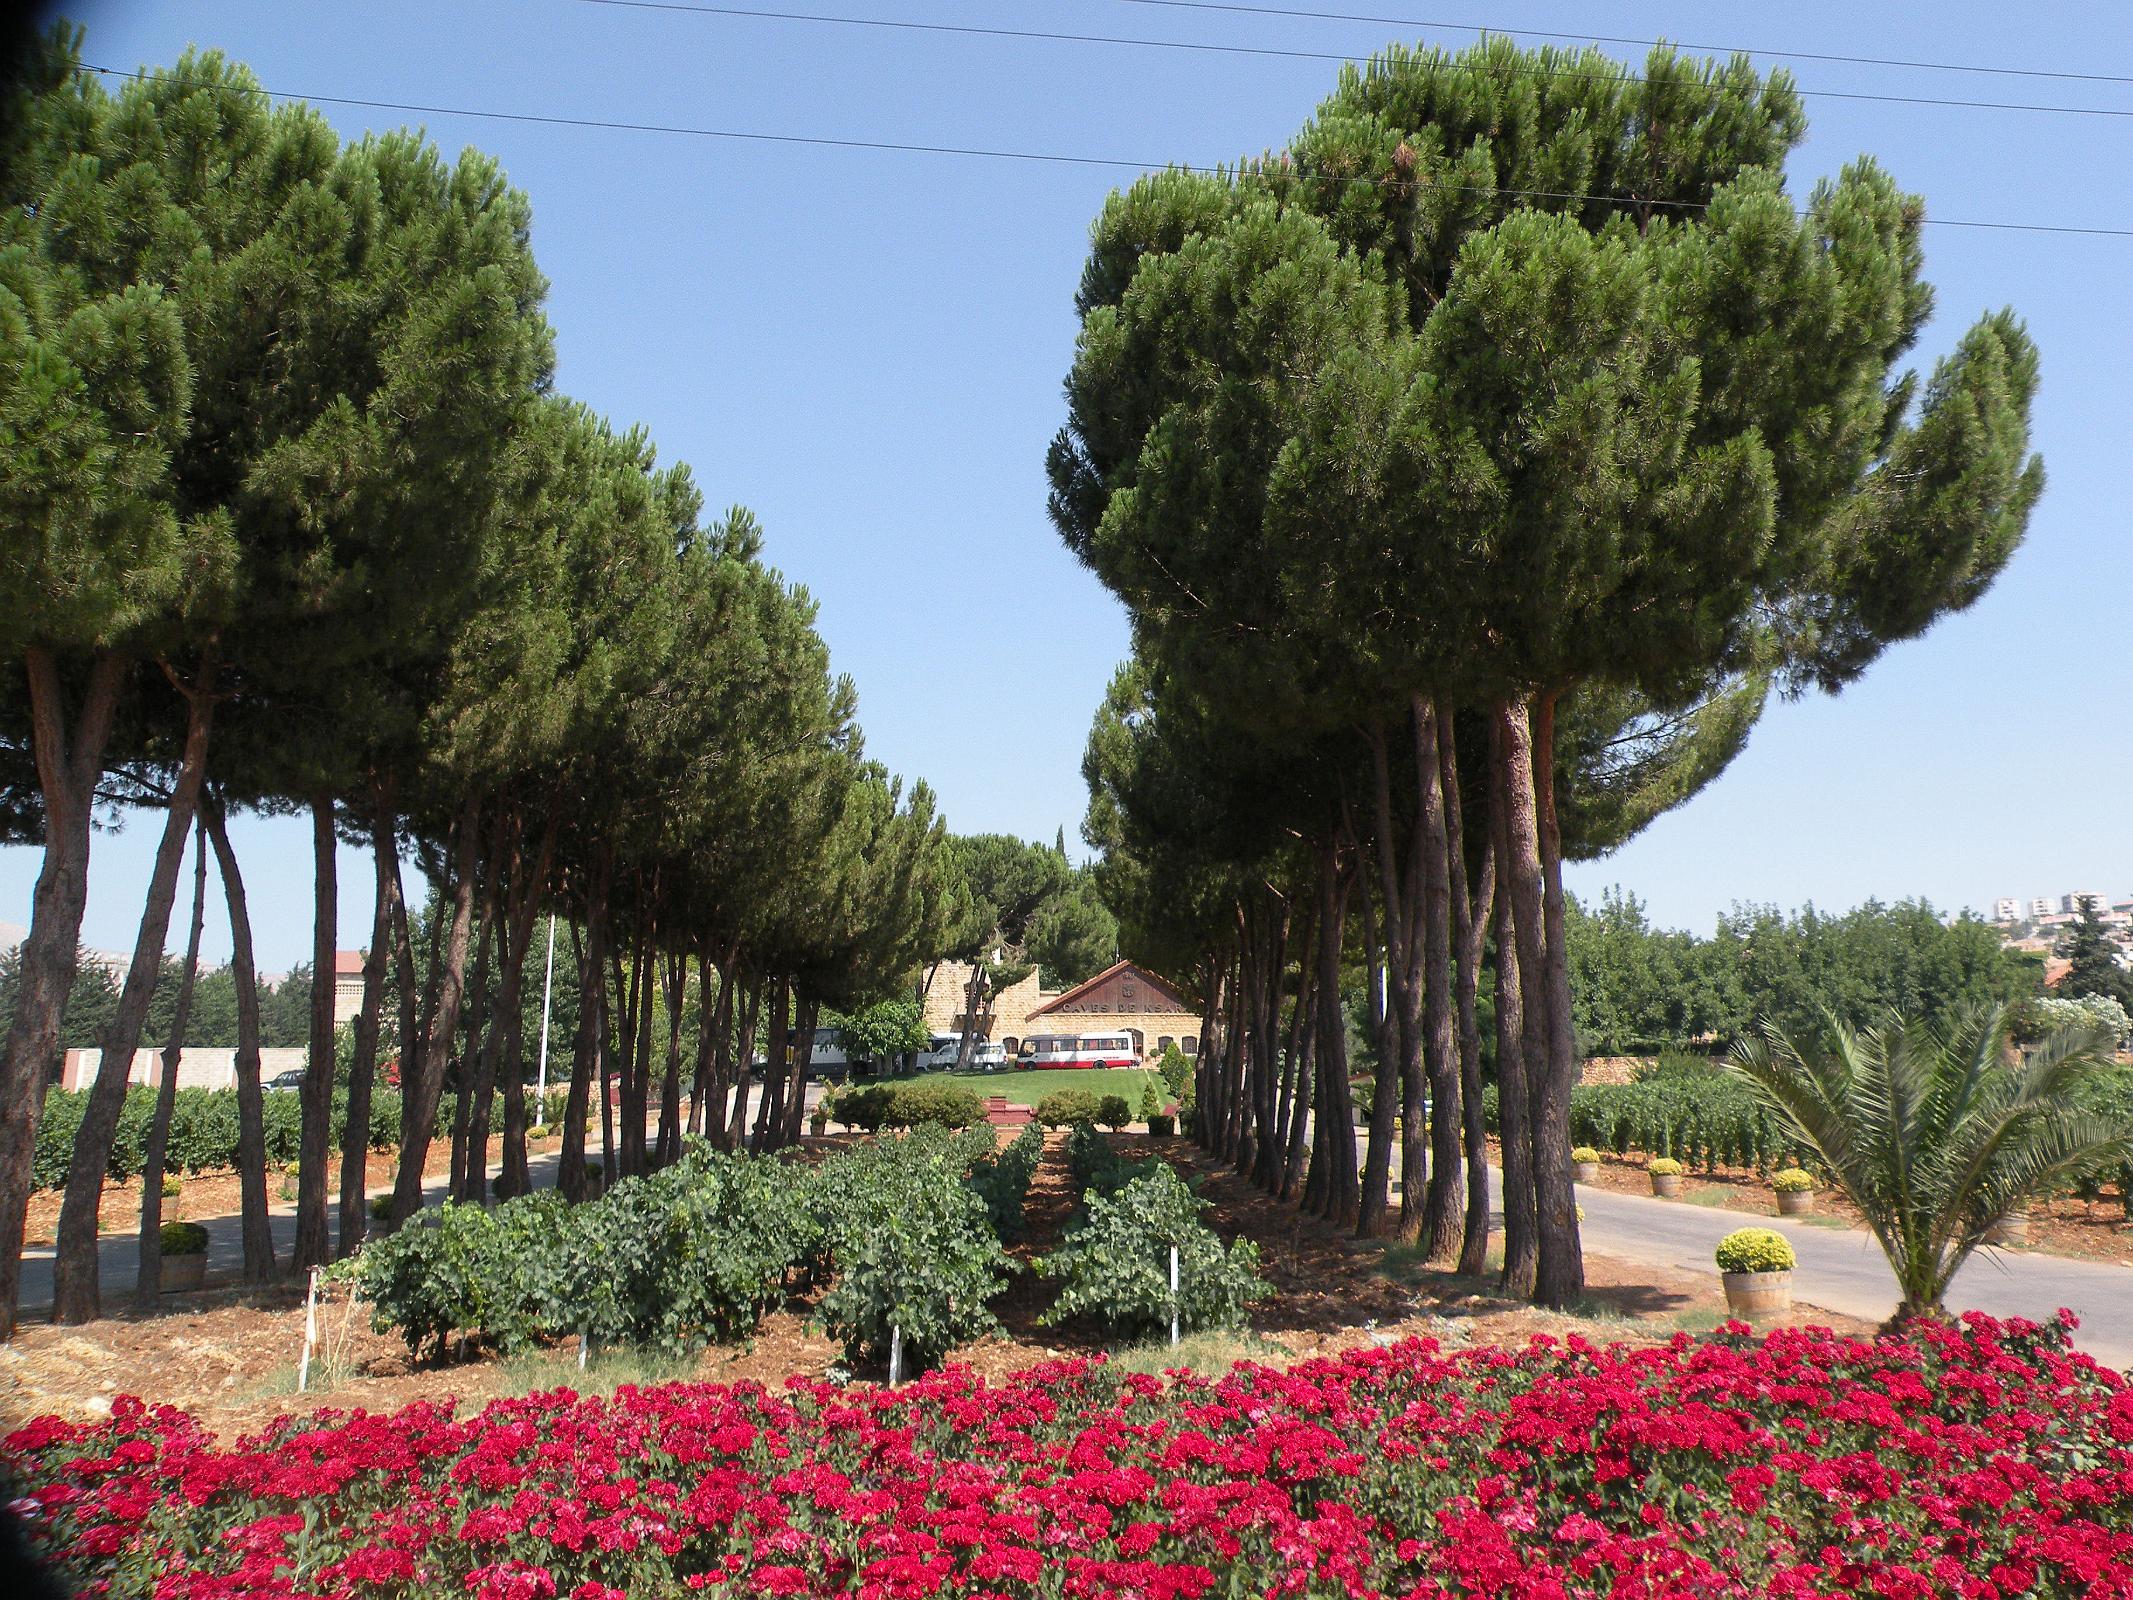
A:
[1169, 1245, 1181, 1348]
[579, 1329, 590, 1371]
[888, 1323, 903, 1388]
[297, 1268, 320, 1392]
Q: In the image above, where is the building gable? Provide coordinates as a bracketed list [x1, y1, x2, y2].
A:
[1030, 960, 1193, 1019]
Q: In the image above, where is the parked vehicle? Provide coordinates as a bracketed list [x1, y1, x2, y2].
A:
[266, 1069, 306, 1093]
[1017, 1032, 1137, 1070]
[748, 1026, 853, 1085]
[970, 1041, 1009, 1071]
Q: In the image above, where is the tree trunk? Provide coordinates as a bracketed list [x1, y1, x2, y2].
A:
[1363, 727, 1424, 1241]
[1414, 695, 1462, 1261]
[752, 977, 790, 1152]
[135, 818, 209, 1305]
[391, 797, 481, 1222]
[560, 855, 608, 1201]
[1528, 691, 1585, 1309]
[449, 877, 498, 1202]
[725, 976, 761, 1150]
[1313, 850, 1359, 1227]
[689, 950, 725, 1141]
[203, 796, 274, 1283]
[1355, 866, 1399, 1237]
[1493, 701, 1547, 1300]
[0, 648, 125, 1340]
[783, 993, 818, 1148]
[1444, 706, 1496, 1278]
[627, 922, 655, 1173]
[464, 813, 553, 1202]
[290, 793, 339, 1273]
[656, 951, 685, 1164]
[953, 960, 987, 1072]
[338, 785, 397, 1258]
[53, 665, 216, 1322]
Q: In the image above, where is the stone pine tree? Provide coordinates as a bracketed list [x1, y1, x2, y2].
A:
[0, 31, 220, 1336]
[2058, 898, 2133, 1009]
[1053, 37, 2044, 1309]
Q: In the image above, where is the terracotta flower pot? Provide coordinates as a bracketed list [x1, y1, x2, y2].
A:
[1573, 1161, 1599, 1184]
[161, 1252, 207, 1294]
[1985, 1212, 2030, 1247]
[1650, 1173, 1682, 1198]
[1775, 1189, 1815, 1217]
[1722, 1269, 1792, 1317]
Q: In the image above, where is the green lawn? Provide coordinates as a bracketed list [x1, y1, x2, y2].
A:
[890, 1066, 1165, 1110]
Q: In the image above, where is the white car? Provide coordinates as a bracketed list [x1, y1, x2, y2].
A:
[970, 1041, 1008, 1072]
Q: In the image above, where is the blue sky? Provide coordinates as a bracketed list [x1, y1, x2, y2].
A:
[10, 0, 2130, 969]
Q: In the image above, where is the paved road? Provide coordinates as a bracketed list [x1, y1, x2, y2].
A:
[1568, 1169, 2133, 1369]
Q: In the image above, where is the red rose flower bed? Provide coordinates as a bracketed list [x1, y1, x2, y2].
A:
[9, 1313, 2131, 1598]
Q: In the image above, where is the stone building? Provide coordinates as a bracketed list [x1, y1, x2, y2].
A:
[922, 958, 1200, 1063]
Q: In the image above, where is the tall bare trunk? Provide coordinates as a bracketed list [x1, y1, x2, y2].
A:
[1355, 865, 1399, 1237]
[1445, 706, 1496, 1278]
[751, 977, 790, 1153]
[1413, 696, 1461, 1259]
[1313, 850, 1358, 1227]
[1528, 691, 1585, 1308]
[560, 854, 608, 1201]
[289, 793, 339, 1274]
[0, 649, 125, 1339]
[390, 797, 480, 1222]
[783, 994, 818, 1147]
[55, 666, 216, 1322]
[1493, 701, 1547, 1300]
[135, 818, 209, 1305]
[725, 976, 760, 1149]
[1362, 727, 1422, 1240]
[689, 950, 725, 1141]
[656, 951, 685, 1164]
[203, 797, 274, 1282]
[338, 785, 397, 1257]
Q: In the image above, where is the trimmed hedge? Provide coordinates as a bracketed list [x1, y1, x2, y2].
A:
[33, 1085, 404, 1190]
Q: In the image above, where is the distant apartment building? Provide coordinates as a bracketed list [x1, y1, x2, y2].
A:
[333, 950, 367, 1027]
[1992, 897, 2021, 923]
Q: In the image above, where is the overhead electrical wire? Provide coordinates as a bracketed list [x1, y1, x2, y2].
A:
[78, 62, 2133, 239]
[1117, 0, 2133, 89]
[570, 0, 2133, 121]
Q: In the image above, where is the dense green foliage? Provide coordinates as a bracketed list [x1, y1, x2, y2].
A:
[1566, 1062, 1805, 1173]
[810, 1130, 1013, 1369]
[0, 951, 314, 1051]
[343, 1145, 814, 1360]
[967, 1122, 1044, 1244]
[823, 1080, 985, 1131]
[1044, 1128, 1263, 1338]
[2056, 898, 2133, 1009]
[157, 1221, 206, 1255]
[1566, 890, 2033, 1054]
[33, 1086, 400, 1189]
[1037, 1090, 1108, 1129]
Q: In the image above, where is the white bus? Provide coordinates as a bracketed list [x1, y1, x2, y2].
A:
[1016, 1032, 1138, 1071]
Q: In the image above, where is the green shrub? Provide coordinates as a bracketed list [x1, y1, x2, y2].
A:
[825, 1083, 894, 1132]
[1715, 1227, 1795, 1274]
[31, 1084, 407, 1189]
[160, 1220, 207, 1255]
[368, 1192, 394, 1220]
[1097, 1094, 1132, 1132]
[1039, 1163, 1264, 1339]
[343, 1144, 814, 1360]
[1065, 1122, 1156, 1202]
[1571, 1146, 1599, 1165]
[889, 1080, 984, 1129]
[1648, 1157, 1683, 1177]
[1037, 1089, 1102, 1128]
[1563, 1073, 1803, 1174]
[1147, 1114, 1175, 1138]
[1139, 1080, 1163, 1123]
[967, 1122, 1043, 1243]
[1771, 1167, 1816, 1193]
[812, 1132, 1010, 1368]
[1156, 1043, 1192, 1102]
[160, 1173, 183, 1199]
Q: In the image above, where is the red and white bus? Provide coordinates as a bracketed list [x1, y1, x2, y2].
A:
[1017, 1032, 1138, 1071]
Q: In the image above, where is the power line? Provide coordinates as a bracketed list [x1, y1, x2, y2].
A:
[1116, 0, 2133, 90]
[570, 0, 2133, 121]
[78, 63, 2133, 239]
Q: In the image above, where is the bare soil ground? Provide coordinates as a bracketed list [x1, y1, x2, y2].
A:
[22, 1135, 572, 1247]
[1558, 1145, 2133, 1268]
[2, 1131, 1875, 1441]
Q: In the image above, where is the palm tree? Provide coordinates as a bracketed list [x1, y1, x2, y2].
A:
[1728, 1003, 2131, 1327]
